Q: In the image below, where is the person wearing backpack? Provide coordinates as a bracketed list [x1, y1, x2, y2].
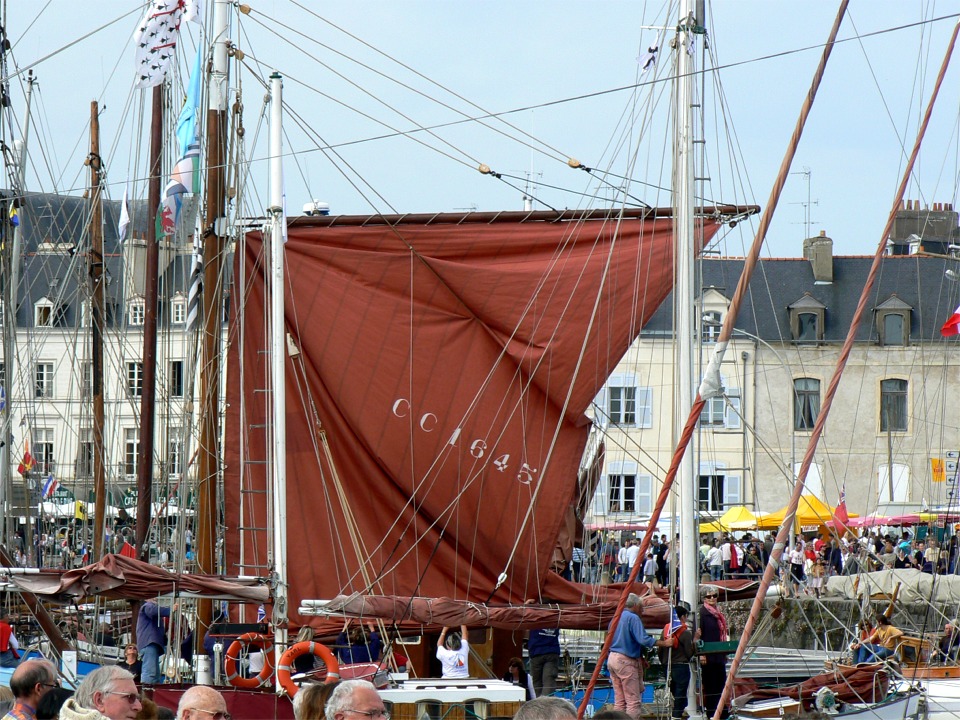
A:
[658, 605, 695, 720]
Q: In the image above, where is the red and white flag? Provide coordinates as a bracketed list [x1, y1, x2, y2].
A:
[942, 303, 960, 336]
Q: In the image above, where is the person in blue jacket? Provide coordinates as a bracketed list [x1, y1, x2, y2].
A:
[336, 620, 382, 664]
[528, 628, 561, 697]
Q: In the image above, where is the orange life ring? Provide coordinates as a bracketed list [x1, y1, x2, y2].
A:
[277, 641, 340, 698]
[225, 632, 276, 689]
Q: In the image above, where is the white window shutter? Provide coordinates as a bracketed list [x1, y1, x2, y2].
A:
[638, 387, 653, 428]
[724, 475, 742, 507]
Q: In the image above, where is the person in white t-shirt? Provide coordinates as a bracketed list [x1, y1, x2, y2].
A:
[617, 541, 630, 582]
[707, 539, 723, 581]
[625, 540, 641, 575]
[437, 625, 469, 678]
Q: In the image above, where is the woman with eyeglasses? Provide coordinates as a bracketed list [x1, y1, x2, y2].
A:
[116, 645, 142, 684]
[698, 586, 730, 720]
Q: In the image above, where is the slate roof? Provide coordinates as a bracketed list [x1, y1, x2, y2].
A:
[643, 254, 960, 343]
[1, 191, 192, 328]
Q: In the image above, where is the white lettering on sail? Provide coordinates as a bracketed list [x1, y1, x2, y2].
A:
[470, 439, 487, 458]
[448, 428, 461, 446]
[517, 463, 538, 485]
[419, 413, 437, 432]
[493, 454, 510, 472]
[392, 399, 410, 417]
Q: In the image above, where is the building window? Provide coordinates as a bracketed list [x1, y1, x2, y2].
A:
[124, 428, 140, 478]
[35, 300, 53, 327]
[880, 378, 908, 432]
[127, 362, 144, 398]
[169, 360, 184, 398]
[168, 428, 183, 477]
[129, 299, 145, 326]
[608, 474, 636, 514]
[875, 296, 911, 347]
[701, 310, 722, 342]
[609, 386, 636, 425]
[698, 473, 741, 512]
[797, 313, 818, 341]
[0, 362, 5, 389]
[34, 428, 54, 475]
[172, 298, 186, 325]
[77, 429, 94, 478]
[598, 378, 653, 428]
[884, 314, 904, 346]
[794, 378, 820, 430]
[788, 294, 825, 343]
[35, 363, 54, 398]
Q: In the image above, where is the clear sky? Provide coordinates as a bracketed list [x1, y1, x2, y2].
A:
[3, 2, 959, 258]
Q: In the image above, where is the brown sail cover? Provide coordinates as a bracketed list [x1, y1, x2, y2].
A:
[223, 209, 723, 624]
[7, 554, 269, 603]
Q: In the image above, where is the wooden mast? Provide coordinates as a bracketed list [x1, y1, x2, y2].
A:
[196, 0, 231, 635]
[135, 86, 164, 560]
[89, 101, 107, 558]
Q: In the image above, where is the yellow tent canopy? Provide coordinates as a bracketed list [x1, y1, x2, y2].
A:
[699, 505, 762, 533]
[755, 494, 857, 531]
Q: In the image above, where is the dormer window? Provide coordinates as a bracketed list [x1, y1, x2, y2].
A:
[34, 297, 63, 328]
[171, 294, 186, 325]
[701, 310, 722, 343]
[128, 297, 145, 326]
[788, 294, 825, 344]
[875, 295, 912, 347]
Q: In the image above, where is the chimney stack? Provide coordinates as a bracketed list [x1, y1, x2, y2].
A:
[803, 230, 833, 284]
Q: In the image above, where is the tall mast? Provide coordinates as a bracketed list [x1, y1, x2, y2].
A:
[2, 71, 34, 547]
[196, 0, 231, 634]
[89, 101, 108, 558]
[267, 70, 288, 674]
[135, 86, 164, 560]
[675, 0, 699, 616]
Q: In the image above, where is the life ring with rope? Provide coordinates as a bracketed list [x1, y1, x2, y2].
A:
[277, 641, 341, 698]
[225, 632, 275, 689]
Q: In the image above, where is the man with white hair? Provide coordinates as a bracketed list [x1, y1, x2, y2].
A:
[59, 666, 142, 720]
[514, 697, 577, 720]
[176, 685, 230, 720]
[325, 680, 388, 720]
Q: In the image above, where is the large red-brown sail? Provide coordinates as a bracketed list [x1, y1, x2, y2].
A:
[223, 209, 721, 621]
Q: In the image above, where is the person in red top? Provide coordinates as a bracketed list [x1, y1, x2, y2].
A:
[0, 614, 21, 668]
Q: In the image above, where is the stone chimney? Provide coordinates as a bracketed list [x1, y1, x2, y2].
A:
[803, 230, 833, 284]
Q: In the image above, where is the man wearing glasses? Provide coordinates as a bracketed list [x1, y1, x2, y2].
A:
[59, 666, 142, 720]
[1, 658, 57, 720]
[325, 680, 390, 720]
[176, 686, 231, 720]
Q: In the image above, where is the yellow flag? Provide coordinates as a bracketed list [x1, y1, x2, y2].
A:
[75, 501, 87, 520]
[932, 458, 946, 483]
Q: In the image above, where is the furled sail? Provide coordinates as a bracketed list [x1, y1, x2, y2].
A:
[224, 208, 729, 624]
